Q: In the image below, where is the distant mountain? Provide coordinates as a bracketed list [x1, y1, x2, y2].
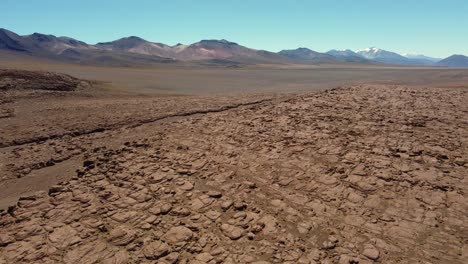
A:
[0, 28, 28, 52]
[24, 33, 93, 54]
[279, 48, 371, 64]
[0, 29, 174, 66]
[1, 28, 466, 67]
[327, 49, 360, 57]
[356, 47, 436, 65]
[0, 28, 94, 55]
[436, 55, 468, 67]
[356, 47, 411, 64]
[402, 53, 441, 62]
[326, 49, 372, 63]
[175, 39, 289, 63]
[96, 36, 177, 58]
[279, 48, 340, 64]
[94, 38, 290, 63]
[177, 39, 246, 60]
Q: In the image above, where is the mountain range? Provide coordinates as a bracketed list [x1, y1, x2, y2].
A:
[355, 47, 435, 65]
[1, 28, 467, 67]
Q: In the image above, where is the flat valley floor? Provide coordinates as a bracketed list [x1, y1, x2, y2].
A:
[0, 64, 467, 263]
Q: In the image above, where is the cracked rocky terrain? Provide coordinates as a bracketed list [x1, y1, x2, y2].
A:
[0, 71, 467, 263]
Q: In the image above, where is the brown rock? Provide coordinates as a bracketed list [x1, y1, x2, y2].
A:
[63, 240, 109, 264]
[195, 252, 214, 262]
[3, 241, 45, 262]
[322, 241, 336, 249]
[110, 211, 138, 223]
[163, 226, 193, 243]
[160, 252, 180, 264]
[454, 157, 466, 166]
[205, 210, 221, 220]
[258, 215, 277, 235]
[48, 225, 81, 249]
[102, 250, 130, 264]
[108, 226, 136, 246]
[363, 246, 380, 260]
[0, 234, 15, 247]
[149, 202, 173, 215]
[221, 224, 245, 240]
[142, 241, 170, 259]
[221, 200, 233, 211]
[207, 190, 223, 198]
[233, 201, 247, 211]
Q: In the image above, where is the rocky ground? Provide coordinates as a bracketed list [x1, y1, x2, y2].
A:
[0, 81, 467, 263]
[0, 69, 87, 92]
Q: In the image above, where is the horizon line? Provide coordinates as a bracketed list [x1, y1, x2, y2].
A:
[0, 27, 460, 58]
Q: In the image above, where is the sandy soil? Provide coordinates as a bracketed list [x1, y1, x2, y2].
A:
[1, 59, 468, 95]
[0, 69, 466, 263]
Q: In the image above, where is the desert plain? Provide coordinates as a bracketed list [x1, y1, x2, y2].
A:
[0, 60, 467, 264]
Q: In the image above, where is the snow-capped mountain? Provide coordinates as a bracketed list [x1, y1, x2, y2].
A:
[356, 47, 435, 65]
[1, 28, 464, 67]
[325, 49, 371, 63]
[356, 47, 403, 60]
[279, 47, 371, 64]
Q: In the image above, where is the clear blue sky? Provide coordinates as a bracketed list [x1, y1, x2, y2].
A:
[1, 0, 467, 58]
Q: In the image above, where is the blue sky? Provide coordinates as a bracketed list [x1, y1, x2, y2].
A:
[1, 0, 467, 57]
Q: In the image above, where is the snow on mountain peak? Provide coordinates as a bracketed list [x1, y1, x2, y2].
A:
[356, 47, 381, 53]
[355, 47, 387, 59]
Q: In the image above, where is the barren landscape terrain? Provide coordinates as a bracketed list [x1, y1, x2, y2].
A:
[0, 65, 467, 264]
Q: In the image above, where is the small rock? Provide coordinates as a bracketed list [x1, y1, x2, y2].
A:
[244, 181, 257, 189]
[221, 224, 245, 240]
[207, 190, 222, 198]
[221, 200, 233, 211]
[363, 246, 380, 260]
[258, 215, 277, 235]
[48, 225, 80, 249]
[141, 223, 152, 230]
[0, 234, 15, 247]
[322, 241, 336, 249]
[48, 185, 68, 195]
[142, 241, 170, 259]
[178, 181, 194, 191]
[163, 226, 193, 243]
[195, 252, 214, 262]
[149, 203, 172, 215]
[205, 210, 221, 220]
[454, 157, 466, 166]
[233, 201, 247, 211]
[210, 247, 225, 256]
[169, 207, 191, 217]
[108, 226, 136, 246]
[160, 252, 180, 264]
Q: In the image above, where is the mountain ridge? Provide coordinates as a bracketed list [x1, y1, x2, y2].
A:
[0, 28, 465, 67]
[436, 55, 468, 67]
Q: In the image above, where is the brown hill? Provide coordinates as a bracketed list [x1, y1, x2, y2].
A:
[0, 28, 395, 66]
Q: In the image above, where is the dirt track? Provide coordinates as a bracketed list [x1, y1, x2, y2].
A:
[1, 82, 467, 263]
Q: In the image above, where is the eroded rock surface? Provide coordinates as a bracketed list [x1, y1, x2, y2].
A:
[1, 85, 467, 263]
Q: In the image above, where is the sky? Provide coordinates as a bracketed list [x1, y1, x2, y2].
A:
[1, 0, 467, 58]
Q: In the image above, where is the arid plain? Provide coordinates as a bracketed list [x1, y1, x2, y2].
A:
[0, 60, 467, 264]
